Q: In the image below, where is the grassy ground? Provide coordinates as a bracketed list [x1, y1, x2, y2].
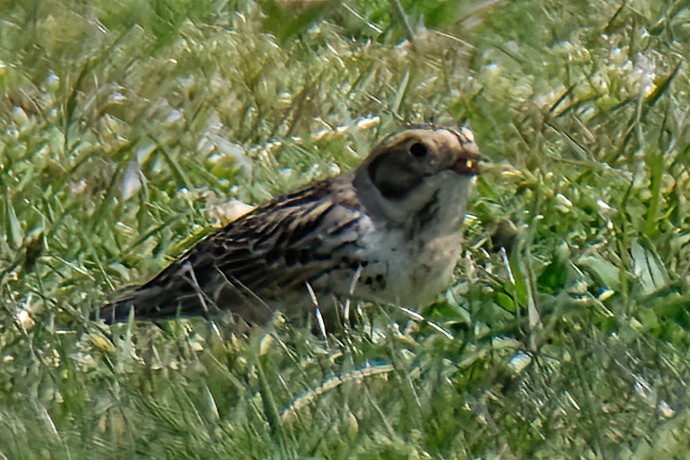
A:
[1, 0, 689, 457]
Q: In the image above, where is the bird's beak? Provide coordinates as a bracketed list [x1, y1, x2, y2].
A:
[450, 152, 483, 176]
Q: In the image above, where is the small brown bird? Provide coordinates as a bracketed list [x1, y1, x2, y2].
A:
[100, 125, 481, 327]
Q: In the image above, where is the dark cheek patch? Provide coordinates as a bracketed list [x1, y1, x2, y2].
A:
[368, 150, 422, 199]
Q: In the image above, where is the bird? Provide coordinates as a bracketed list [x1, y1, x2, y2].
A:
[99, 125, 482, 328]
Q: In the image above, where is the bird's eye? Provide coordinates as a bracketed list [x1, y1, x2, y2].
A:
[409, 142, 428, 158]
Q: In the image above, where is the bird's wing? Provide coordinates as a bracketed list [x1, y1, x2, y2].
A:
[100, 176, 365, 323]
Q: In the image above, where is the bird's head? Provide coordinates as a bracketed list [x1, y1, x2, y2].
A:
[355, 125, 481, 224]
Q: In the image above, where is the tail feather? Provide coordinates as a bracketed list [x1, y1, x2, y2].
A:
[99, 254, 225, 323]
[99, 298, 136, 324]
[99, 284, 214, 324]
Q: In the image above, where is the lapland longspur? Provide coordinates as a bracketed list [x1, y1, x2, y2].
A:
[100, 125, 481, 326]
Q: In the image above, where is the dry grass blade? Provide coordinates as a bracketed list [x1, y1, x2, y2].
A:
[280, 364, 395, 423]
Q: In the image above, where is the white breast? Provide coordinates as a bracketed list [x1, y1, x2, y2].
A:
[344, 173, 473, 307]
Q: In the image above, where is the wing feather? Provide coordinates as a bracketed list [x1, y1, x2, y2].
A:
[100, 175, 365, 323]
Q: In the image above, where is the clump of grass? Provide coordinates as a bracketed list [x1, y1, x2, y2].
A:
[1, 0, 689, 457]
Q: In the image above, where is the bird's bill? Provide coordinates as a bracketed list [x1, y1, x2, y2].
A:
[450, 153, 483, 176]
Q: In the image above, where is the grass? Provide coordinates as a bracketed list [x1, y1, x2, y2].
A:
[1, 0, 689, 457]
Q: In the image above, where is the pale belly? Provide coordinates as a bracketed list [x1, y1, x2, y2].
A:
[316, 227, 463, 308]
[314, 174, 472, 311]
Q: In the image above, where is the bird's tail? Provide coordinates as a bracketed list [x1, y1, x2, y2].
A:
[97, 254, 229, 324]
[98, 298, 135, 324]
[98, 280, 215, 324]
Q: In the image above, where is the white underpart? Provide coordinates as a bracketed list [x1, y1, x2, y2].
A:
[324, 171, 474, 307]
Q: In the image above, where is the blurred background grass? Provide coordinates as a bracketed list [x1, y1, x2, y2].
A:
[1, 0, 689, 457]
